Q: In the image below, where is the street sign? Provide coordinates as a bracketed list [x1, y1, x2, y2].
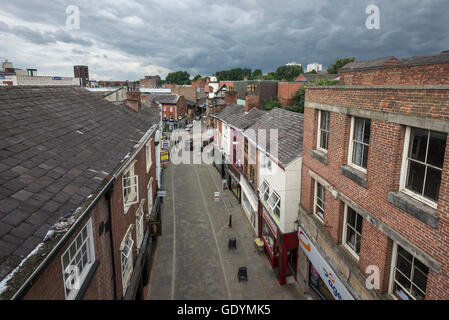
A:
[157, 191, 167, 197]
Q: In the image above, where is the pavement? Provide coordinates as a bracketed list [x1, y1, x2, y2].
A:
[147, 141, 305, 300]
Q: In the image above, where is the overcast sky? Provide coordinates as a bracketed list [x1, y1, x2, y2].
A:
[0, 0, 448, 81]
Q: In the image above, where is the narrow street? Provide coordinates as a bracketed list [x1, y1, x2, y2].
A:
[147, 148, 304, 300]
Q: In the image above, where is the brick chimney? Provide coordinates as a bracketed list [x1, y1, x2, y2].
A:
[225, 86, 237, 106]
[245, 92, 259, 113]
[125, 91, 141, 112]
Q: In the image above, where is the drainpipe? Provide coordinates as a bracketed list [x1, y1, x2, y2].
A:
[105, 185, 118, 300]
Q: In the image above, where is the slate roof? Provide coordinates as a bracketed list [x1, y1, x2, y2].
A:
[244, 108, 304, 167]
[340, 51, 449, 72]
[212, 105, 267, 130]
[148, 93, 180, 105]
[0, 86, 159, 285]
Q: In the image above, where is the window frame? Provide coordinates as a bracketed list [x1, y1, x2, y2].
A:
[399, 126, 444, 209]
[258, 180, 270, 203]
[249, 142, 256, 162]
[135, 205, 144, 249]
[348, 116, 370, 173]
[313, 180, 325, 222]
[342, 204, 363, 260]
[145, 138, 153, 173]
[267, 191, 281, 218]
[122, 162, 139, 213]
[388, 243, 429, 300]
[120, 225, 134, 296]
[61, 218, 96, 300]
[317, 110, 330, 153]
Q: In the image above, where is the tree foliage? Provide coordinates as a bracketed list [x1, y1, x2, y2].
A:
[192, 74, 202, 81]
[165, 71, 191, 85]
[289, 78, 341, 113]
[252, 69, 263, 80]
[263, 97, 282, 111]
[215, 68, 252, 81]
[327, 57, 355, 74]
[273, 65, 304, 81]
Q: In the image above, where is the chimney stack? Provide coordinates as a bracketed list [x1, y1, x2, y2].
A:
[125, 91, 141, 112]
[245, 92, 259, 113]
[225, 86, 237, 106]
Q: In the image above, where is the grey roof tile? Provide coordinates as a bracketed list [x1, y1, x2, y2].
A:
[244, 108, 304, 167]
[0, 86, 159, 284]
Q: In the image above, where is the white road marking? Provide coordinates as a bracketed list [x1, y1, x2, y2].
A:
[193, 164, 232, 300]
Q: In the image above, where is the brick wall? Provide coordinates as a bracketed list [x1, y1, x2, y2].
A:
[23, 197, 115, 300]
[170, 86, 197, 101]
[110, 132, 156, 299]
[306, 87, 449, 120]
[340, 62, 449, 86]
[302, 87, 449, 299]
[277, 82, 303, 106]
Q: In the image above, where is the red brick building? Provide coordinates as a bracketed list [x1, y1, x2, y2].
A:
[0, 87, 161, 300]
[298, 50, 449, 300]
[277, 82, 304, 106]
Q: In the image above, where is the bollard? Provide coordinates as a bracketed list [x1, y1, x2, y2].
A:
[229, 214, 232, 228]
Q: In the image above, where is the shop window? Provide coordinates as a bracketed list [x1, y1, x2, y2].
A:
[262, 221, 276, 254]
[400, 127, 446, 206]
[390, 244, 429, 300]
[317, 110, 330, 152]
[314, 181, 325, 221]
[343, 205, 363, 257]
[348, 117, 371, 172]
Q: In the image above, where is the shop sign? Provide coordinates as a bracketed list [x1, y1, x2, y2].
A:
[161, 150, 169, 164]
[162, 140, 170, 149]
[298, 227, 354, 300]
[262, 208, 277, 236]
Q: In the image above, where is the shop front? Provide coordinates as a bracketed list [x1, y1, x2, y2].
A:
[225, 165, 241, 202]
[240, 177, 258, 232]
[298, 227, 354, 300]
[259, 205, 298, 285]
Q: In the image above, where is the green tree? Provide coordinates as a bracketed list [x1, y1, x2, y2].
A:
[192, 74, 202, 81]
[165, 71, 191, 85]
[274, 65, 304, 82]
[215, 68, 253, 81]
[263, 72, 276, 80]
[290, 87, 305, 113]
[327, 57, 355, 74]
[252, 69, 263, 80]
[263, 97, 282, 111]
[289, 78, 340, 113]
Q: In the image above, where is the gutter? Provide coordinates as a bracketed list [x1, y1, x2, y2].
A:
[10, 124, 157, 300]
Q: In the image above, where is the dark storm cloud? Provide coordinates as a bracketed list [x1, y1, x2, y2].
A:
[0, 0, 448, 79]
[0, 21, 92, 46]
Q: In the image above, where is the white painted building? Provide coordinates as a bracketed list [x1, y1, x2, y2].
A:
[306, 63, 323, 73]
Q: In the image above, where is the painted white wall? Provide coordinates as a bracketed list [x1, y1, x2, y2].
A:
[258, 152, 301, 234]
